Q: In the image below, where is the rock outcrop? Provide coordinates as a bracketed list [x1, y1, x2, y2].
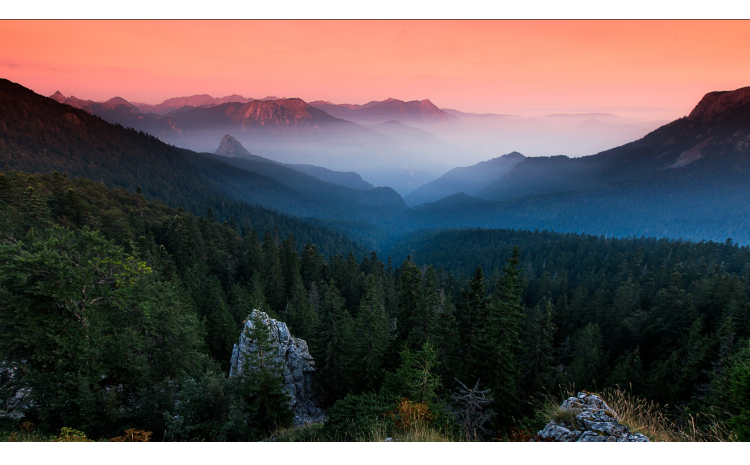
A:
[533, 392, 650, 442]
[0, 362, 30, 420]
[214, 134, 252, 158]
[229, 310, 325, 426]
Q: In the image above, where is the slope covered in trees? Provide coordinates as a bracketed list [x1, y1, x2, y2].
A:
[1, 171, 748, 440]
[0, 79, 405, 249]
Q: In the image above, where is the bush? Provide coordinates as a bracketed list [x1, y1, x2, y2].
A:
[324, 392, 394, 441]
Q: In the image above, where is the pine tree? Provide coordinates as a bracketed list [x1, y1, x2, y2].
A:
[523, 299, 557, 399]
[312, 282, 355, 404]
[487, 246, 526, 426]
[262, 231, 285, 314]
[354, 275, 390, 392]
[395, 256, 423, 350]
[285, 268, 317, 341]
[458, 265, 489, 382]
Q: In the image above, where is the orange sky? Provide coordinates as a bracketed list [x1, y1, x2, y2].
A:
[2, 20, 749, 119]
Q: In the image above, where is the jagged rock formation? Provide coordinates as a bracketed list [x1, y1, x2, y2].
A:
[534, 392, 650, 442]
[214, 134, 253, 158]
[229, 310, 325, 426]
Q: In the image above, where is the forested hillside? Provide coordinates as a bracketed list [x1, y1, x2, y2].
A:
[0, 79, 404, 249]
[1, 172, 748, 441]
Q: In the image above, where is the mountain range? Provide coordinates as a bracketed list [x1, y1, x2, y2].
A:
[309, 98, 456, 125]
[44, 90, 668, 195]
[5, 78, 750, 245]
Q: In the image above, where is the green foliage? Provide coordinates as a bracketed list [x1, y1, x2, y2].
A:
[228, 312, 293, 439]
[312, 282, 355, 404]
[164, 361, 233, 442]
[382, 342, 442, 405]
[324, 392, 394, 441]
[721, 339, 750, 440]
[2, 155, 750, 440]
[353, 275, 390, 392]
[0, 226, 203, 438]
[486, 246, 526, 425]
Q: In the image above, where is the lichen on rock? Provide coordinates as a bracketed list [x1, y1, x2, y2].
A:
[533, 392, 650, 442]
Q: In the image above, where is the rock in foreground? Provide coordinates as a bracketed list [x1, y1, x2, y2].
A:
[229, 310, 325, 426]
[534, 392, 650, 442]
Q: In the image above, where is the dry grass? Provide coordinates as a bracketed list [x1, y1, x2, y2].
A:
[271, 419, 456, 442]
[600, 387, 736, 442]
[2, 421, 52, 442]
[532, 386, 736, 442]
[549, 406, 583, 430]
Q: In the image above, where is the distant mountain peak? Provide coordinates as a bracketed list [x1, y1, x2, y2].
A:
[105, 96, 134, 106]
[214, 133, 251, 158]
[688, 86, 750, 123]
[50, 91, 66, 102]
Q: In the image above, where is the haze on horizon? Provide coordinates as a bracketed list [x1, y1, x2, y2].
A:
[4, 19, 750, 195]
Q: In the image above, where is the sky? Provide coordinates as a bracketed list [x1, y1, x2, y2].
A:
[1, 20, 750, 120]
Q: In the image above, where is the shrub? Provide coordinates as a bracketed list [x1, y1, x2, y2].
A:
[387, 398, 436, 431]
[324, 392, 394, 441]
[53, 427, 93, 442]
[109, 429, 153, 442]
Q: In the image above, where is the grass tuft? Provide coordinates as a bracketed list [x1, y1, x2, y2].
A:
[600, 387, 736, 442]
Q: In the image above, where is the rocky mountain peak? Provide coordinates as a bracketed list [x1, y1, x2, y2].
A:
[419, 99, 438, 110]
[50, 91, 66, 102]
[104, 97, 138, 109]
[214, 133, 251, 158]
[688, 86, 750, 124]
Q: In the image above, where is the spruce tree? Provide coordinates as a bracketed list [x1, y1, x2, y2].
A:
[487, 246, 526, 426]
[522, 299, 557, 399]
[312, 281, 355, 404]
[354, 275, 390, 392]
[458, 265, 489, 383]
[395, 256, 423, 350]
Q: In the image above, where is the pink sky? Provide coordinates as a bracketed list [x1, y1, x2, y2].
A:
[2, 20, 749, 119]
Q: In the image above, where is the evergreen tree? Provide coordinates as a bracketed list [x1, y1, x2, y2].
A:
[284, 268, 318, 341]
[353, 275, 390, 392]
[383, 342, 442, 405]
[262, 230, 285, 314]
[458, 265, 489, 383]
[312, 282, 354, 405]
[0, 226, 203, 437]
[395, 256, 423, 350]
[522, 299, 557, 399]
[486, 246, 526, 426]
